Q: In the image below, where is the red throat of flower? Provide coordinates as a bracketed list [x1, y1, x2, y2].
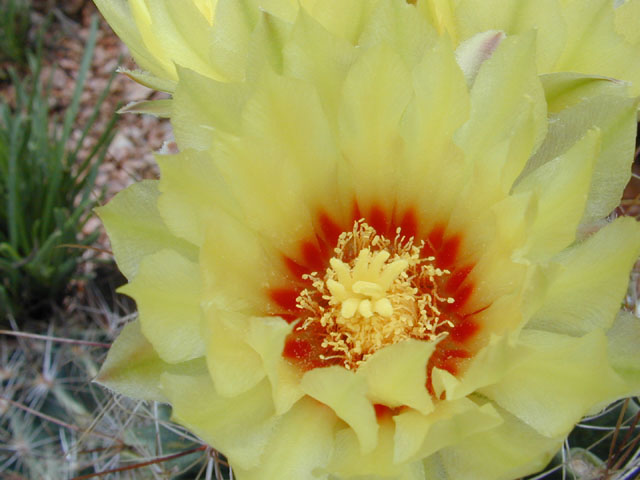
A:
[268, 206, 483, 398]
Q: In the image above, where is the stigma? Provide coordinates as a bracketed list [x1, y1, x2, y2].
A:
[325, 249, 408, 319]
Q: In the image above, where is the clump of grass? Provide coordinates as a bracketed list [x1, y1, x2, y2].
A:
[0, 0, 31, 72]
[0, 16, 116, 324]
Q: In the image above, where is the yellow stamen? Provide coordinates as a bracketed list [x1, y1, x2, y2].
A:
[297, 221, 455, 369]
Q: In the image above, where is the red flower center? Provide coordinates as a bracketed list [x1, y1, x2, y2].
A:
[267, 204, 483, 396]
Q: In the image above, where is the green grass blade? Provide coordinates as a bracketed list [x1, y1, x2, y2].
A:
[41, 16, 99, 236]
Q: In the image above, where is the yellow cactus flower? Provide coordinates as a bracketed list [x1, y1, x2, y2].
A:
[96, 1, 640, 479]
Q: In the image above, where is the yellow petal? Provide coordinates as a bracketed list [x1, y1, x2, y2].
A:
[397, 462, 428, 480]
[399, 35, 469, 217]
[453, 0, 566, 71]
[301, 366, 378, 453]
[415, 0, 457, 40]
[301, 0, 376, 44]
[235, 397, 337, 480]
[409, 34, 469, 156]
[97, 319, 204, 402]
[173, 67, 249, 150]
[467, 100, 540, 200]
[326, 417, 396, 478]
[523, 94, 638, 225]
[338, 44, 412, 208]
[128, 0, 176, 77]
[441, 328, 520, 400]
[210, 0, 297, 81]
[199, 210, 288, 313]
[161, 371, 277, 470]
[425, 407, 561, 480]
[430, 367, 461, 401]
[193, 0, 217, 24]
[358, 0, 436, 67]
[460, 196, 532, 308]
[240, 69, 341, 205]
[144, 0, 221, 80]
[156, 149, 239, 246]
[251, 0, 298, 20]
[480, 329, 629, 437]
[208, 0, 255, 80]
[94, 0, 175, 81]
[213, 71, 344, 255]
[203, 309, 266, 397]
[282, 7, 358, 123]
[245, 10, 291, 81]
[555, 0, 640, 95]
[486, 190, 537, 255]
[615, 0, 640, 45]
[357, 339, 435, 414]
[515, 128, 601, 259]
[527, 217, 640, 336]
[245, 317, 305, 414]
[96, 180, 197, 281]
[118, 249, 205, 363]
[541, 72, 631, 114]
[607, 311, 640, 388]
[393, 398, 502, 464]
[455, 30, 505, 86]
[455, 32, 546, 172]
